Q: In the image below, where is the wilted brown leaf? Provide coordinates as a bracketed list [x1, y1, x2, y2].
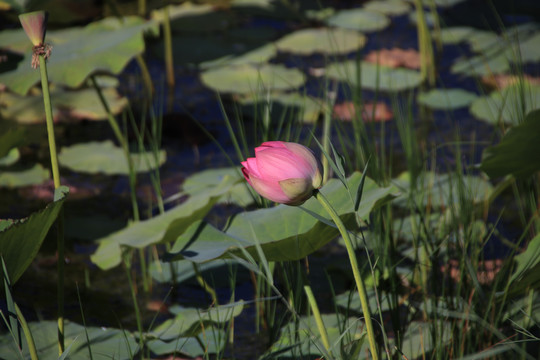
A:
[333, 101, 393, 122]
[365, 48, 421, 69]
[481, 74, 540, 90]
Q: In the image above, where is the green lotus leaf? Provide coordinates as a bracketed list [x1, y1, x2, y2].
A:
[327, 60, 423, 91]
[266, 313, 367, 358]
[58, 140, 166, 175]
[0, 320, 138, 360]
[90, 172, 242, 270]
[201, 63, 305, 94]
[399, 321, 452, 359]
[440, 26, 475, 44]
[0, 16, 158, 95]
[466, 30, 500, 53]
[481, 109, 540, 179]
[0, 186, 67, 284]
[417, 88, 478, 110]
[0, 163, 50, 187]
[364, 0, 410, 15]
[239, 92, 324, 124]
[506, 233, 540, 298]
[275, 27, 366, 55]
[470, 82, 540, 125]
[165, 172, 397, 263]
[392, 171, 493, 209]
[147, 328, 226, 357]
[327, 8, 390, 32]
[451, 53, 510, 77]
[0, 87, 128, 124]
[150, 301, 244, 340]
[180, 167, 254, 207]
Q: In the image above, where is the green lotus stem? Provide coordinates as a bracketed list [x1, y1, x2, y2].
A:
[313, 189, 379, 360]
[15, 304, 38, 360]
[38, 54, 65, 355]
[304, 285, 331, 354]
[39, 55, 60, 189]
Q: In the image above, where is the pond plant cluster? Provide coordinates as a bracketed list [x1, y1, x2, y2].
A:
[0, 0, 540, 359]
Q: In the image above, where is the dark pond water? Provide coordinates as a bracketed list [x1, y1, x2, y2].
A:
[2, 0, 540, 358]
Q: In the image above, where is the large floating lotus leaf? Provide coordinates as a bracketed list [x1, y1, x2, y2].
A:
[180, 167, 254, 207]
[506, 233, 540, 298]
[440, 26, 475, 44]
[201, 63, 305, 94]
[147, 328, 226, 357]
[239, 92, 324, 124]
[399, 321, 452, 359]
[392, 171, 493, 209]
[275, 28, 366, 55]
[222, 43, 277, 67]
[451, 53, 510, 77]
[165, 172, 397, 263]
[327, 60, 423, 91]
[91, 173, 242, 270]
[506, 31, 540, 63]
[0, 163, 50, 188]
[466, 30, 500, 53]
[150, 301, 244, 340]
[58, 140, 166, 175]
[417, 88, 478, 110]
[0, 87, 128, 124]
[481, 109, 540, 179]
[0, 186, 67, 284]
[364, 0, 410, 15]
[0, 16, 158, 95]
[0, 28, 33, 53]
[0, 320, 138, 360]
[266, 313, 367, 358]
[470, 82, 540, 125]
[327, 8, 390, 32]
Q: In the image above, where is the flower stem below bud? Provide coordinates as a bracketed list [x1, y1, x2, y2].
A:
[313, 189, 379, 360]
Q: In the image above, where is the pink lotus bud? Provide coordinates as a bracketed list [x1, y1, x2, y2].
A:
[241, 141, 323, 206]
[19, 11, 48, 46]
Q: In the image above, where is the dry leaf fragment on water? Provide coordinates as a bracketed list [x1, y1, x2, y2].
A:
[333, 101, 393, 122]
[481, 74, 540, 90]
[365, 48, 421, 69]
